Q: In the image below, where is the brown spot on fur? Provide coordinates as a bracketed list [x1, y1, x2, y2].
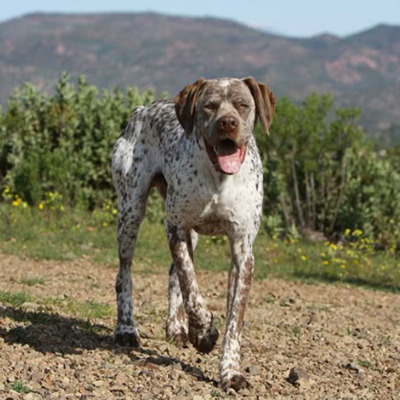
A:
[242, 77, 276, 133]
[174, 78, 207, 134]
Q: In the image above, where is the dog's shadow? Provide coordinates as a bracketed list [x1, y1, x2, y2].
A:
[0, 306, 216, 384]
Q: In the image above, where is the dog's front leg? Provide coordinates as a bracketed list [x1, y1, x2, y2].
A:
[167, 224, 219, 353]
[166, 230, 198, 348]
[220, 235, 254, 391]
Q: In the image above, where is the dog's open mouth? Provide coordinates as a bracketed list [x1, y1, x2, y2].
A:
[206, 139, 246, 175]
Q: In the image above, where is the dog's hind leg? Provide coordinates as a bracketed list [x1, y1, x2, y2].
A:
[114, 188, 149, 347]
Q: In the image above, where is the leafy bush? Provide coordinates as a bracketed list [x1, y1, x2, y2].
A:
[1, 75, 400, 243]
[258, 93, 400, 243]
[0, 73, 155, 208]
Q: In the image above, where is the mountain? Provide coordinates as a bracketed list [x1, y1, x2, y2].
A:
[1, 13, 399, 144]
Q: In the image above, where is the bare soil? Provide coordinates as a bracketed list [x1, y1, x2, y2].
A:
[1, 253, 400, 399]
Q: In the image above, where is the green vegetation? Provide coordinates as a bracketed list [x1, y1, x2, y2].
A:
[0, 290, 33, 307]
[0, 73, 155, 209]
[1, 203, 399, 291]
[1, 75, 400, 291]
[0, 284, 113, 324]
[48, 298, 114, 321]
[19, 276, 45, 286]
[10, 381, 31, 394]
[259, 93, 400, 244]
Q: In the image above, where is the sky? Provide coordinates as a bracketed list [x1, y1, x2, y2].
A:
[0, 0, 399, 38]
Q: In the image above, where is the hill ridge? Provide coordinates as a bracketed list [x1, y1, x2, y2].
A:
[0, 13, 399, 144]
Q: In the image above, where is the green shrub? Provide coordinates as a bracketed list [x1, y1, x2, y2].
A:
[258, 93, 400, 243]
[0, 73, 155, 209]
[1, 76, 400, 243]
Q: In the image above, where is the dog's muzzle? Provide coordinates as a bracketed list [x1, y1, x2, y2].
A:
[205, 138, 247, 175]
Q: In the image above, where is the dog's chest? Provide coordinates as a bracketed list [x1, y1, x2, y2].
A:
[165, 157, 262, 235]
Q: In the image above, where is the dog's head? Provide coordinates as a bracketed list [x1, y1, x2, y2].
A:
[174, 77, 276, 175]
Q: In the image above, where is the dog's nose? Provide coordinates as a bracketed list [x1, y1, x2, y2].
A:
[219, 116, 238, 134]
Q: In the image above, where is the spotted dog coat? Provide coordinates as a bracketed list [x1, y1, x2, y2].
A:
[112, 77, 276, 391]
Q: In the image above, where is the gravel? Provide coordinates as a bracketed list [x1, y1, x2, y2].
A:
[1, 253, 400, 399]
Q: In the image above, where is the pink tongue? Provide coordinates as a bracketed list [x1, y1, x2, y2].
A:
[217, 150, 242, 174]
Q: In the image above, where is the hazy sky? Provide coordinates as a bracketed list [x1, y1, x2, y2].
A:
[1, 0, 399, 37]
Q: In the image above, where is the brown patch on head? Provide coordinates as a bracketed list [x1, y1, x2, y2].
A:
[174, 79, 207, 134]
[242, 77, 276, 133]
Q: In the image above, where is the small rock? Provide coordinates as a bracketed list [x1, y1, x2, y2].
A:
[264, 380, 273, 390]
[20, 302, 43, 312]
[59, 376, 70, 389]
[187, 366, 204, 379]
[6, 391, 21, 400]
[287, 367, 311, 387]
[138, 369, 154, 378]
[175, 388, 188, 396]
[49, 391, 65, 400]
[307, 312, 317, 325]
[114, 371, 128, 384]
[23, 393, 41, 400]
[171, 362, 182, 371]
[357, 370, 366, 380]
[110, 384, 127, 393]
[279, 388, 291, 396]
[139, 329, 154, 339]
[344, 362, 363, 374]
[64, 252, 77, 260]
[132, 359, 147, 368]
[245, 364, 261, 376]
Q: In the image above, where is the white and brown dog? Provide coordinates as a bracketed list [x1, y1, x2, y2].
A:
[111, 77, 275, 391]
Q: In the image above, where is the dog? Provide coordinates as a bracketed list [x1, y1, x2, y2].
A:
[111, 77, 275, 391]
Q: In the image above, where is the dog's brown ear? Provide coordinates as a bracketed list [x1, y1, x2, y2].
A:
[242, 77, 276, 134]
[174, 79, 207, 134]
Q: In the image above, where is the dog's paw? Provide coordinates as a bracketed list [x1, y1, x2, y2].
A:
[166, 325, 189, 349]
[166, 331, 189, 349]
[220, 371, 251, 392]
[189, 315, 219, 354]
[115, 325, 141, 347]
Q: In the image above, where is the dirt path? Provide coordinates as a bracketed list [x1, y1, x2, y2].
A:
[1, 253, 400, 399]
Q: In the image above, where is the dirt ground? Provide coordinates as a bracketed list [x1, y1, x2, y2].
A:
[0, 253, 400, 399]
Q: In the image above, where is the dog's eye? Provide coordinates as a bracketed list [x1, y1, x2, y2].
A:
[238, 103, 249, 109]
[204, 101, 218, 110]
